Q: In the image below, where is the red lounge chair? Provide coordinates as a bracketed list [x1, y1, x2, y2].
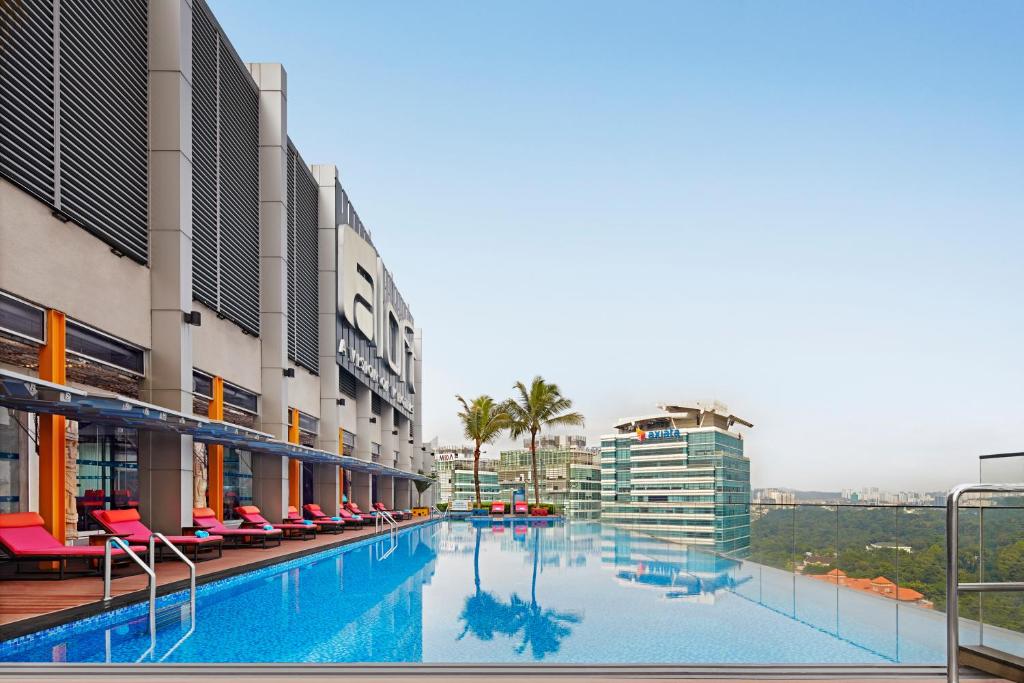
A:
[337, 507, 368, 527]
[192, 507, 282, 548]
[490, 501, 507, 515]
[373, 502, 410, 520]
[300, 504, 346, 533]
[92, 509, 223, 562]
[530, 507, 549, 517]
[0, 512, 148, 580]
[345, 502, 375, 519]
[513, 501, 529, 515]
[235, 505, 317, 540]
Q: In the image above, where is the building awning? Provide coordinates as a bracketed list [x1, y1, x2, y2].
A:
[0, 368, 430, 482]
[0, 368, 87, 417]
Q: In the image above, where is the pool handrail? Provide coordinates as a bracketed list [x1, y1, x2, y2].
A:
[945, 482, 1024, 683]
[103, 536, 156, 639]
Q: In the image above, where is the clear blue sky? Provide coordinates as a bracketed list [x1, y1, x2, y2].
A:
[210, 1, 1024, 491]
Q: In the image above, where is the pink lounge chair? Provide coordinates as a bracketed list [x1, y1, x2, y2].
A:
[337, 507, 368, 527]
[92, 509, 223, 562]
[235, 505, 317, 540]
[192, 507, 282, 548]
[0, 512, 148, 580]
[373, 502, 410, 520]
[300, 504, 346, 533]
[346, 502, 376, 519]
[490, 501, 506, 515]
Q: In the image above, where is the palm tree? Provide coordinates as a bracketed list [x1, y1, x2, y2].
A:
[505, 377, 585, 508]
[456, 395, 511, 506]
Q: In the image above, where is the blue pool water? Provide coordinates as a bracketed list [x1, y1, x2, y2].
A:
[0, 520, 974, 663]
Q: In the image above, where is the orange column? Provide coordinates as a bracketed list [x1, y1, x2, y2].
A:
[38, 310, 67, 543]
[338, 427, 345, 506]
[207, 377, 224, 520]
[288, 408, 301, 508]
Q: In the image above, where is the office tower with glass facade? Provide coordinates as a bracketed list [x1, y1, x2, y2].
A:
[433, 450, 500, 504]
[600, 403, 752, 553]
[498, 446, 602, 519]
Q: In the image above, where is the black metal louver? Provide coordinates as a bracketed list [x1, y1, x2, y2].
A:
[58, 0, 149, 263]
[371, 392, 382, 416]
[0, 0, 55, 203]
[190, 1, 260, 336]
[339, 367, 357, 399]
[286, 140, 319, 374]
[190, 5, 219, 309]
[216, 42, 259, 335]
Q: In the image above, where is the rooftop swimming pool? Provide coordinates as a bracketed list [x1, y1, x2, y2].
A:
[0, 519, 1015, 664]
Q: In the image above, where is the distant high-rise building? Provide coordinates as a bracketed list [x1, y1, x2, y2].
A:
[600, 402, 753, 553]
[498, 446, 601, 519]
[524, 434, 588, 450]
[433, 447, 499, 504]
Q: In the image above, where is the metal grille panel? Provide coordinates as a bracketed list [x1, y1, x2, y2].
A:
[287, 140, 319, 374]
[190, 1, 260, 335]
[190, 4, 219, 309]
[216, 42, 259, 335]
[59, 0, 149, 263]
[0, 0, 55, 202]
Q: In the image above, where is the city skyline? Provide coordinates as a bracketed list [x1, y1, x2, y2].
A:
[210, 0, 1023, 493]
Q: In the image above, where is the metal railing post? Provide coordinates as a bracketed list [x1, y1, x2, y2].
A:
[946, 482, 1024, 683]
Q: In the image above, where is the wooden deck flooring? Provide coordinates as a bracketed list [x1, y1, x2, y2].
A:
[0, 516, 428, 638]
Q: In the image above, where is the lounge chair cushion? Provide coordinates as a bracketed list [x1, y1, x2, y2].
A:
[0, 512, 145, 556]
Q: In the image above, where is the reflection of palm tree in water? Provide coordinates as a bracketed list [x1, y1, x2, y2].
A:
[457, 527, 518, 642]
[508, 527, 580, 659]
[457, 526, 580, 660]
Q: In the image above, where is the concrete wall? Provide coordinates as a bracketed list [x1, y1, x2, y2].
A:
[0, 179, 151, 348]
[191, 301, 262, 393]
[288, 363, 320, 418]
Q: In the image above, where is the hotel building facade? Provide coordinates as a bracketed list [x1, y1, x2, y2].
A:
[600, 403, 752, 553]
[0, 0, 430, 545]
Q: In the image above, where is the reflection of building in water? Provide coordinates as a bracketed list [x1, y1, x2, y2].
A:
[489, 520, 598, 569]
[600, 526, 749, 603]
[309, 526, 437, 661]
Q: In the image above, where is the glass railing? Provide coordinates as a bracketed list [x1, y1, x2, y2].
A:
[717, 499, 1024, 662]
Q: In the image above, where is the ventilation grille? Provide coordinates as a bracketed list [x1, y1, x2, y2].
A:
[286, 139, 319, 374]
[339, 367, 357, 399]
[0, 0, 55, 202]
[59, 0, 149, 263]
[190, 1, 260, 335]
[1, 0, 148, 263]
[191, 5, 219, 309]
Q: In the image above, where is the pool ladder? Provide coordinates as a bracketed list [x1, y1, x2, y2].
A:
[946, 482, 1024, 683]
[374, 510, 398, 561]
[101, 533, 197, 661]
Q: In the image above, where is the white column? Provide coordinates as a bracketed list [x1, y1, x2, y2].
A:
[142, 0, 194, 533]
[313, 164, 341, 456]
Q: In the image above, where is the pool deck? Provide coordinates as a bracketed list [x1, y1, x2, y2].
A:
[0, 516, 431, 641]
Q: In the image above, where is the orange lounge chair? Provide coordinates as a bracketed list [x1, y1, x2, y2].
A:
[0, 512, 148, 580]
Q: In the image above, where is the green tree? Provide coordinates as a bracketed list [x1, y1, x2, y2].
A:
[456, 395, 511, 506]
[505, 377, 585, 508]
[413, 471, 436, 507]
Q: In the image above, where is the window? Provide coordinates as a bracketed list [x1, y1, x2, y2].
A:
[193, 371, 213, 399]
[0, 409, 24, 513]
[222, 448, 253, 520]
[76, 423, 139, 532]
[0, 292, 45, 344]
[222, 381, 258, 414]
[66, 321, 144, 375]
